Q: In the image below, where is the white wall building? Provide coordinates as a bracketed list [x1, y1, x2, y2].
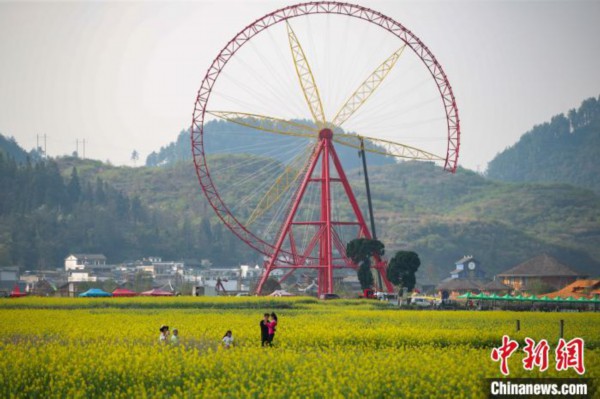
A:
[65, 254, 107, 271]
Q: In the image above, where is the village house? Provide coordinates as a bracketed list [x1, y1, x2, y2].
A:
[64, 254, 107, 271]
[436, 255, 490, 299]
[496, 254, 586, 292]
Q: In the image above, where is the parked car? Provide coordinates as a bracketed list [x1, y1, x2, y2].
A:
[410, 297, 433, 308]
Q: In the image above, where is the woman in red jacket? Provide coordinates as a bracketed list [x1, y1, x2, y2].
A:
[266, 312, 278, 346]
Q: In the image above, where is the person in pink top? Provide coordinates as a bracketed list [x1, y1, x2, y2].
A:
[266, 312, 278, 346]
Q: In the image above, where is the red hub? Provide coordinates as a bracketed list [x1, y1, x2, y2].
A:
[319, 128, 333, 140]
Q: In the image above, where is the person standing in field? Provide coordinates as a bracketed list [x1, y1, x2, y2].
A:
[159, 325, 169, 344]
[267, 312, 278, 346]
[260, 313, 270, 347]
[170, 328, 179, 345]
[222, 330, 234, 349]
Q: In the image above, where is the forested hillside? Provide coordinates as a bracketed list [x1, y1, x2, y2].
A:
[4, 99, 600, 283]
[487, 96, 600, 193]
[0, 134, 40, 164]
[55, 156, 600, 283]
[145, 120, 394, 170]
[0, 154, 254, 269]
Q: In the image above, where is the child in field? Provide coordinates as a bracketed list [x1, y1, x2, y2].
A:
[260, 313, 270, 347]
[170, 328, 179, 345]
[222, 330, 234, 349]
[159, 325, 169, 344]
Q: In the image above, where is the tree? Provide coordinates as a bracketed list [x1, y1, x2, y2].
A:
[67, 167, 81, 203]
[387, 251, 421, 292]
[346, 238, 385, 290]
[357, 262, 374, 290]
[252, 277, 281, 294]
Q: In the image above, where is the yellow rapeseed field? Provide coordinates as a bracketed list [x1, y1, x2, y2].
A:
[0, 297, 598, 398]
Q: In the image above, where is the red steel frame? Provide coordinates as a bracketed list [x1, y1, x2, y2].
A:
[255, 129, 395, 295]
[190, 2, 461, 295]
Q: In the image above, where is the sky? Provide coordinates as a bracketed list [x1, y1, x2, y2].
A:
[0, 0, 599, 172]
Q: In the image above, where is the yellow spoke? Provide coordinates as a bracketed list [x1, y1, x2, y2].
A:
[246, 144, 316, 226]
[206, 111, 316, 139]
[286, 22, 326, 127]
[333, 132, 444, 162]
[332, 46, 406, 127]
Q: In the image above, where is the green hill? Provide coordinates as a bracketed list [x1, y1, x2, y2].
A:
[54, 156, 600, 283]
[145, 120, 395, 170]
[0, 133, 41, 164]
[487, 95, 600, 193]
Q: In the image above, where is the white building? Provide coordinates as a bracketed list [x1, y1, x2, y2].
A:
[67, 271, 97, 283]
[65, 254, 107, 271]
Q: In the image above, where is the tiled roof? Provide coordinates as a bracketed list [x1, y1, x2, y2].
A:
[68, 254, 107, 261]
[497, 254, 583, 277]
[482, 279, 511, 291]
[455, 256, 474, 264]
[546, 279, 600, 299]
[436, 278, 485, 291]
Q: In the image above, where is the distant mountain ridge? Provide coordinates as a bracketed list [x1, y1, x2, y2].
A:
[487, 95, 600, 193]
[0, 133, 41, 163]
[145, 119, 395, 170]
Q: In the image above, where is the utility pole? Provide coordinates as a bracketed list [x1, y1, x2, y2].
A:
[76, 139, 79, 157]
[82, 139, 86, 159]
[43, 134, 47, 158]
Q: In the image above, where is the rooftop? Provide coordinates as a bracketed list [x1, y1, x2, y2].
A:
[546, 279, 600, 299]
[497, 254, 584, 277]
[436, 278, 485, 291]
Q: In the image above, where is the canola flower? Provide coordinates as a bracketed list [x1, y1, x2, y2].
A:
[0, 297, 598, 398]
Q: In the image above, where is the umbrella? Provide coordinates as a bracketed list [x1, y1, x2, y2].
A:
[473, 292, 489, 300]
[79, 288, 112, 297]
[112, 288, 137, 297]
[140, 289, 174, 296]
[564, 296, 578, 303]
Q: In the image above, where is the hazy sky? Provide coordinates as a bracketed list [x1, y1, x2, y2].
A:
[1, 0, 599, 171]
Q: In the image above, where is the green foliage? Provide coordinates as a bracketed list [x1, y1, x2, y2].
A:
[487, 95, 600, 193]
[346, 238, 385, 265]
[357, 262, 374, 290]
[259, 277, 282, 294]
[387, 251, 421, 291]
[346, 238, 384, 290]
[0, 133, 41, 163]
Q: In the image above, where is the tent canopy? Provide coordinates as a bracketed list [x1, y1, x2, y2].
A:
[10, 284, 27, 298]
[79, 288, 112, 297]
[112, 288, 137, 297]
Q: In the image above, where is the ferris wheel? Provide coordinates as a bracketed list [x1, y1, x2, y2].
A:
[191, 2, 460, 295]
